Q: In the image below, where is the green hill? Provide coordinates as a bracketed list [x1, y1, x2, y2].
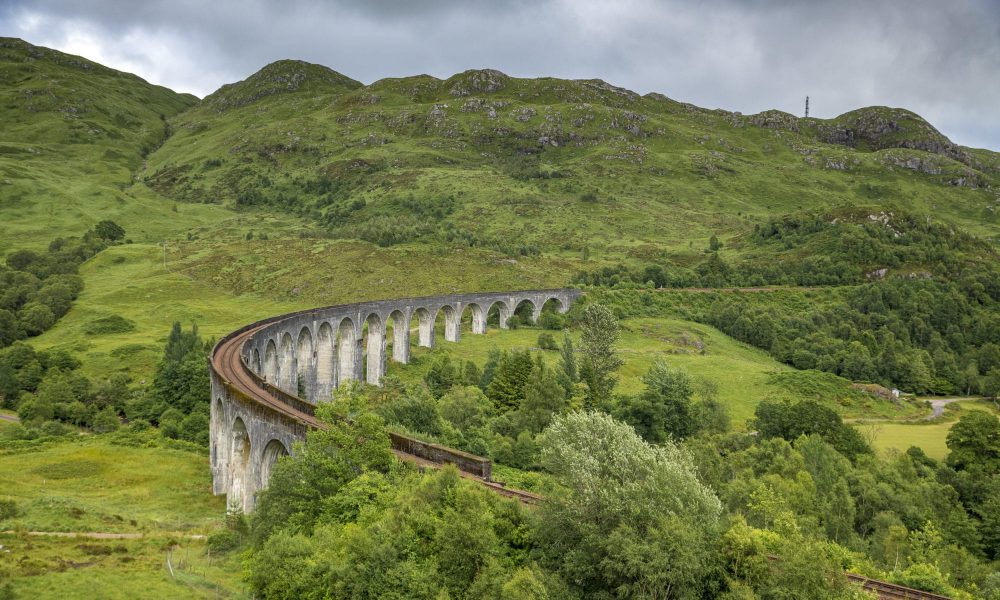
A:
[145, 60, 999, 264]
[0, 37, 222, 253]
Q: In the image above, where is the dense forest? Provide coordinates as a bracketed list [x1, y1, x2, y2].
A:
[575, 209, 1000, 396]
[0, 221, 124, 349]
[199, 305, 1000, 599]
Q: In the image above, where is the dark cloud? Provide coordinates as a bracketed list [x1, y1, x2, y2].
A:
[2, 0, 998, 149]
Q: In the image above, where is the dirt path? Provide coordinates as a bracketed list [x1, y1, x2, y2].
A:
[927, 398, 964, 419]
[0, 530, 206, 540]
[656, 286, 829, 293]
[847, 396, 984, 425]
[0, 413, 19, 423]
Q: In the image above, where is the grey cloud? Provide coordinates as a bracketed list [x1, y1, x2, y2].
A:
[1, 0, 998, 149]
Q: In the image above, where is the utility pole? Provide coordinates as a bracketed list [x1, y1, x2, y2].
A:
[805, 96, 810, 118]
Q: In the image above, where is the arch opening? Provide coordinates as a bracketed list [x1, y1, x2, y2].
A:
[260, 439, 289, 490]
[278, 332, 296, 393]
[296, 327, 314, 399]
[263, 339, 279, 383]
[511, 299, 536, 327]
[486, 300, 511, 329]
[461, 302, 487, 335]
[538, 297, 565, 329]
[251, 348, 261, 374]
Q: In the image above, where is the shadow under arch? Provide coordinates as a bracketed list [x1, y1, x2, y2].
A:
[460, 302, 487, 335]
[259, 439, 289, 491]
[296, 326, 314, 399]
[263, 339, 278, 383]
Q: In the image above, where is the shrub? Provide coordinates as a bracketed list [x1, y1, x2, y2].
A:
[207, 529, 243, 554]
[539, 311, 564, 330]
[537, 333, 558, 350]
[83, 315, 136, 336]
[0, 498, 18, 521]
[94, 220, 125, 241]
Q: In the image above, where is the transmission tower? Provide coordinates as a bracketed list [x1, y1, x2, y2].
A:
[804, 96, 809, 118]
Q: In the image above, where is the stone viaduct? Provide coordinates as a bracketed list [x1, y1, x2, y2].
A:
[209, 289, 581, 513]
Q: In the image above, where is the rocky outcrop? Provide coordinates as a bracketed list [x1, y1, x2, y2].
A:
[447, 69, 510, 97]
[747, 109, 801, 132]
[204, 60, 362, 112]
[819, 107, 971, 165]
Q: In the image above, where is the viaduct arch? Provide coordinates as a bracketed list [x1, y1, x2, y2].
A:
[210, 288, 580, 513]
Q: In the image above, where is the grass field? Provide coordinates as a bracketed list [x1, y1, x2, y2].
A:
[862, 399, 1000, 460]
[0, 435, 245, 598]
[0, 437, 224, 533]
[1, 533, 245, 600]
[385, 316, 910, 427]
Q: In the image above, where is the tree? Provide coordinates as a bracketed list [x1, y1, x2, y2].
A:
[149, 322, 210, 437]
[462, 360, 481, 387]
[251, 405, 394, 545]
[946, 411, 1000, 473]
[94, 220, 125, 241]
[513, 362, 567, 435]
[438, 385, 494, 431]
[577, 304, 622, 408]
[486, 349, 534, 410]
[424, 354, 460, 397]
[91, 406, 120, 433]
[984, 367, 1000, 400]
[753, 399, 870, 458]
[536, 411, 722, 597]
[18, 302, 55, 336]
[480, 347, 503, 390]
[616, 360, 698, 443]
[0, 309, 16, 347]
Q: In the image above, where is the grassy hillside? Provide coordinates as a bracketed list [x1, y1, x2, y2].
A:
[0, 38, 224, 253]
[146, 60, 1000, 265]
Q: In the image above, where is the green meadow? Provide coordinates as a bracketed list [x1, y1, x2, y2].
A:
[863, 399, 1000, 460]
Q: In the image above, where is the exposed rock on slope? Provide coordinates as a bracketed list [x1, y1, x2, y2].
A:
[203, 59, 362, 111]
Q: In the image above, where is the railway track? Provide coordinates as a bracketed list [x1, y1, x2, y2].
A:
[846, 574, 952, 600]
[212, 318, 949, 599]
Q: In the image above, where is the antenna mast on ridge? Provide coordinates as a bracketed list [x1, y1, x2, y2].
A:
[805, 96, 810, 118]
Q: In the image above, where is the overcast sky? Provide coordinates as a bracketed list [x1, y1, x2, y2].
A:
[3, 0, 999, 149]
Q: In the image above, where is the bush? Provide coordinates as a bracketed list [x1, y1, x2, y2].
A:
[83, 315, 136, 336]
[0, 498, 18, 521]
[539, 311, 565, 330]
[39, 420, 74, 437]
[94, 220, 125, 241]
[207, 529, 243, 554]
[537, 333, 558, 350]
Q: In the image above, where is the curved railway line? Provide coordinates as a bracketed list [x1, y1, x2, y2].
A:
[210, 300, 948, 600]
[211, 309, 543, 504]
